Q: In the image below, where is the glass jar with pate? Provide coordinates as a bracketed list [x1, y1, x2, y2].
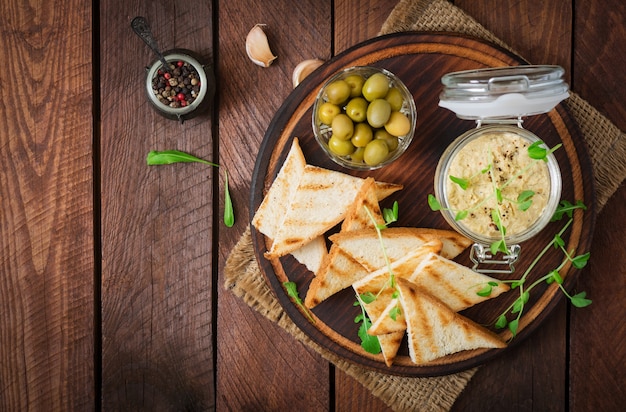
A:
[433, 66, 568, 273]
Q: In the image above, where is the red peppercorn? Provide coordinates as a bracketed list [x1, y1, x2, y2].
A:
[177, 61, 184, 67]
[180, 100, 187, 107]
[164, 72, 171, 80]
[177, 93, 186, 101]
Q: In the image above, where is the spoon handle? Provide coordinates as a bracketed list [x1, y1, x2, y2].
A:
[131, 16, 171, 72]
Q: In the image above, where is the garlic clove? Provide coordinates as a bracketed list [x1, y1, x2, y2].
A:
[292, 58, 325, 88]
[246, 24, 277, 67]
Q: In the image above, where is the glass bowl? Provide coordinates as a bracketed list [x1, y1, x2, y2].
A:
[312, 66, 416, 170]
[145, 49, 214, 123]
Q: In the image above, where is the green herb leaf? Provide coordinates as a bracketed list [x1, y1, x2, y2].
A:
[508, 318, 519, 336]
[548, 270, 563, 285]
[354, 302, 381, 354]
[147, 150, 219, 167]
[552, 199, 587, 221]
[146, 149, 235, 227]
[455, 210, 468, 221]
[389, 305, 401, 321]
[490, 240, 507, 255]
[495, 314, 508, 329]
[283, 281, 315, 323]
[481, 164, 492, 174]
[553, 234, 565, 249]
[476, 282, 498, 297]
[517, 190, 535, 211]
[450, 175, 469, 190]
[496, 188, 503, 203]
[427, 194, 441, 211]
[572, 252, 591, 269]
[383, 201, 399, 225]
[570, 291, 592, 308]
[223, 170, 234, 227]
[359, 292, 376, 304]
[527, 140, 548, 160]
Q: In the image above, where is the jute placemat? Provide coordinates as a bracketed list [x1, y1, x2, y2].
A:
[225, 1, 625, 410]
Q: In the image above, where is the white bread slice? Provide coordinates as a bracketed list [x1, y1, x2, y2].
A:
[291, 236, 328, 274]
[396, 277, 506, 365]
[365, 251, 509, 336]
[252, 137, 306, 240]
[329, 227, 472, 271]
[352, 242, 442, 366]
[264, 165, 367, 258]
[305, 178, 384, 308]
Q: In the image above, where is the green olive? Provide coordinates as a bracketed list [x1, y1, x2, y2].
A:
[366, 99, 391, 128]
[350, 147, 365, 163]
[375, 129, 399, 151]
[351, 122, 374, 147]
[385, 87, 404, 111]
[362, 73, 390, 101]
[363, 139, 390, 166]
[328, 135, 355, 156]
[317, 102, 341, 125]
[325, 80, 351, 105]
[344, 74, 366, 98]
[384, 111, 411, 136]
[345, 97, 368, 123]
[330, 113, 354, 140]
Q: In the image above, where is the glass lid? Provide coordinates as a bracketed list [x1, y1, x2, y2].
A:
[439, 65, 570, 120]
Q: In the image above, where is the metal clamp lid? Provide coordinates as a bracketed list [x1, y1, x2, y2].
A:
[438, 65, 570, 120]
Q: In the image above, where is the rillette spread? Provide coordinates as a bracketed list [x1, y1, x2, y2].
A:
[446, 131, 550, 238]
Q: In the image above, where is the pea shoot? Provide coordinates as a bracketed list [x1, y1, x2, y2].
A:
[492, 199, 591, 338]
[146, 149, 235, 227]
[353, 201, 401, 353]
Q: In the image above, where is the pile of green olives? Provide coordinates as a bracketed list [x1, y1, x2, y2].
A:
[316, 70, 413, 167]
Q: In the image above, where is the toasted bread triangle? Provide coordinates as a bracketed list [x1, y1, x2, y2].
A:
[264, 165, 367, 258]
[329, 227, 472, 271]
[305, 178, 384, 308]
[252, 137, 306, 240]
[352, 242, 442, 366]
[396, 277, 506, 365]
[364, 251, 509, 336]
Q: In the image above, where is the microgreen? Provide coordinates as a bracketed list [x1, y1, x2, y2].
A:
[491, 200, 591, 338]
[351, 202, 404, 348]
[354, 298, 381, 354]
[147, 149, 235, 227]
[283, 281, 316, 324]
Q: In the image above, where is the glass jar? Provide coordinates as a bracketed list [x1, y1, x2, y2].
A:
[145, 49, 214, 123]
[434, 66, 569, 273]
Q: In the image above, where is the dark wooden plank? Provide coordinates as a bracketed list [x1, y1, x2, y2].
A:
[572, 0, 626, 131]
[99, 0, 215, 409]
[0, 0, 95, 409]
[570, 184, 626, 411]
[569, 1, 626, 408]
[333, 1, 398, 409]
[215, 1, 333, 410]
[449, 0, 573, 410]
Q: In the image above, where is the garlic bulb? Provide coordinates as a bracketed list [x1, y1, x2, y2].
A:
[292, 58, 324, 88]
[246, 24, 277, 67]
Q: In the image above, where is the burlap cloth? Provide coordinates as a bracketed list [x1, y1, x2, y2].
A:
[224, 0, 626, 410]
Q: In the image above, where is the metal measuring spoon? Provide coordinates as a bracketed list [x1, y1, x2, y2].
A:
[131, 16, 172, 74]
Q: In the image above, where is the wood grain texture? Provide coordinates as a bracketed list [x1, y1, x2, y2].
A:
[215, 1, 333, 411]
[0, 0, 95, 409]
[99, 0, 215, 409]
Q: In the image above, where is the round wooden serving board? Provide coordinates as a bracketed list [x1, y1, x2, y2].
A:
[250, 33, 596, 376]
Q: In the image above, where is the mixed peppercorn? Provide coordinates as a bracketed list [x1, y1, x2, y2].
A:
[151, 60, 201, 108]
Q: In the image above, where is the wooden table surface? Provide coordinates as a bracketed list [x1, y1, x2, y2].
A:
[1, 0, 624, 410]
